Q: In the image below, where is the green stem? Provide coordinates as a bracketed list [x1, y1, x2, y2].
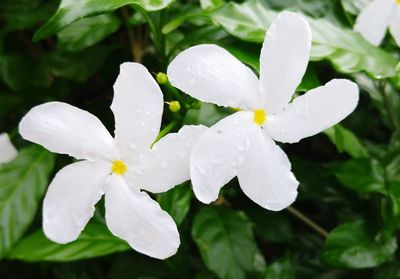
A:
[151, 119, 179, 147]
[133, 4, 161, 53]
[286, 206, 329, 238]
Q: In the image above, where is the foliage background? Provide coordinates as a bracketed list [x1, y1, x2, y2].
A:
[1, 0, 400, 278]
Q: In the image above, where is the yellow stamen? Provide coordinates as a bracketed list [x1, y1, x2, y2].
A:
[253, 109, 266, 125]
[112, 160, 127, 175]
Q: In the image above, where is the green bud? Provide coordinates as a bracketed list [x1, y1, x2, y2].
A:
[168, 101, 181, 112]
[156, 72, 168, 84]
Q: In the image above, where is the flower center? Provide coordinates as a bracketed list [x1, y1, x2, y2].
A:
[112, 160, 127, 175]
[253, 109, 266, 125]
[397, 0, 400, 4]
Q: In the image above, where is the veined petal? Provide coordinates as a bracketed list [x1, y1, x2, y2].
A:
[389, 5, 400, 47]
[167, 44, 261, 110]
[0, 133, 17, 164]
[126, 125, 207, 193]
[265, 79, 359, 144]
[237, 131, 299, 211]
[354, 0, 394, 46]
[111, 63, 163, 154]
[260, 12, 311, 114]
[105, 175, 180, 259]
[19, 102, 119, 161]
[190, 111, 256, 204]
[43, 161, 109, 243]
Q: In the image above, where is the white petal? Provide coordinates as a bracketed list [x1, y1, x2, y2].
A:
[105, 175, 180, 259]
[19, 102, 119, 161]
[190, 111, 256, 204]
[389, 5, 400, 47]
[126, 125, 208, 193]
[265, 79, 359, 144]
[167, 44, 261, 109]
[43, 161, 109, 243]
[0, 133, 17, 164]
[354, 0, 394, 46]
[237, 131, 299, 211]
[111, 63, 163, 154]
[260, 12, 311, 114]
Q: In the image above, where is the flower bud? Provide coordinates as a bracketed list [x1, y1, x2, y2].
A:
[168, 101, 181, 112]
[156, 72, 168, 84]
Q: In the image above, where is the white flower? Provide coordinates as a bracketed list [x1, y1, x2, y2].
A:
[19, 62, 206, 259]
[167, 12, 359, 211]
[354, 0, 400, 46]
[0, 133, 17, 164]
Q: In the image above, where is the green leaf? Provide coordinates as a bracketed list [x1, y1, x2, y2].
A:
[324, 124, 368, 158]
[157, 183, 192, 225]
[44, 45, 115, 82]
[200, 0, 225, 11]
[335, 158, 386, 194]
[0, 145, 54, 258]
[321, 220, 397, 268]
[385, 131, 400, 216]
[2, 1, 57, 33]
[184, 103, 232, 127]
[0, 54, 52, 91]
[7, 222, 130, 261]
[263, 254, 294, 279]
[373, 261, 400, 279]
[341, 0, 369, 15]
[33, 0, 175, 41]
[210, 0, 397, 79]
[192, 207, 264, 279]
[58, 14, 121, 52]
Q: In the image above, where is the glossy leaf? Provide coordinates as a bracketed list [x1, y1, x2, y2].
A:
[157, 183, 193, 225]
[7, 223, 130, 261]
[0, 145, 54, 258]
[33, 0, 175, 41]
[192, 207, 263, 279]
[210, 0, 397, 79]
[335, 158, 386, 193]
[324, 124, 368, 159]
[321, 220, 397, 268]
[58, 14, 121, 52]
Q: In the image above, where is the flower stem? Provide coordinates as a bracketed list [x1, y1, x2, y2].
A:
[286, 206, 329, 238]
[151, 119, 180, 147]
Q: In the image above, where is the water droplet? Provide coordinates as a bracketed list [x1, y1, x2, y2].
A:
[280, 129, 286, 134]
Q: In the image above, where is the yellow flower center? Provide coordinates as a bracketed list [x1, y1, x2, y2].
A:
[112, 160, 127, 175]
[253, 109, 267, 125]
[397, 0, 400, 4]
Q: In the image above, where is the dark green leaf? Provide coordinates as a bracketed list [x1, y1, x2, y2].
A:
[324, 124, 368, 158]
[58, 14, 121, 52]
[44, 45, 115, 82]
[373, 261, 400, 279]
[0, 145, 54, 258]
[263, 254, 294, 279]
[157, 183, 192, 225]
[335, 158, 385, 193]
[33, 0, 175, 41]
[192, 207, 264, 279]
[321, 220, 397, 268]
[2, 1, 57, 33]
[7, 222, 130, 261]
[0, 55, 52, 91]
[211, 0, 397, 79]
